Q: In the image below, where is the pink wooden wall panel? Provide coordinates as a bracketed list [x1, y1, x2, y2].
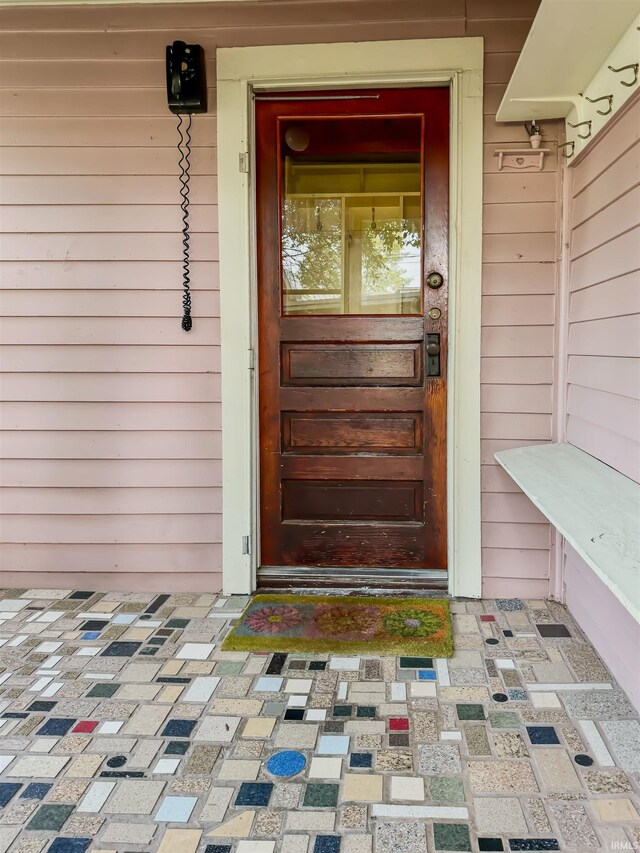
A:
[0, 0, 558, 595]
[566, 92, 640, 484]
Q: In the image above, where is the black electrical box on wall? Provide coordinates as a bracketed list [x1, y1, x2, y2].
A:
[166, 40, 207, 115]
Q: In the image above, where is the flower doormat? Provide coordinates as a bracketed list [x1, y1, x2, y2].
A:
[222, 594, 453, 657]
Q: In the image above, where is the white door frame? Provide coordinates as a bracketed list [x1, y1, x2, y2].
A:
[216, 37, 484, 598]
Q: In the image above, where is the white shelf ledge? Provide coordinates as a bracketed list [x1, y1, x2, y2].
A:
[494, 443, 640, 623]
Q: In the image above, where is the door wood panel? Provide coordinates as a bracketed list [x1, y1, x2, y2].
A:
[256, 87, 449, 573]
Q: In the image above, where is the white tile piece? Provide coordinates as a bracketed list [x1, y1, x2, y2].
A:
[0, 673, 11, 687]
[112, 614, 137, 625]
[0, 599, 29, 611]
[30, 738, 58, 753]
[237, 843, 276, 853]
[8, 755, 69, 778]
[526, 683, 613, 691]
[372, 804, 468, 819]
[42, 655, 63, 668]
[41, 682, 63, 697]
[495, 658, 516, 669]
[177, 643, 216, 660]
[78, 781, 116, 812]
[287, 695, 308, 708]
[309, 757, 342, 779]
[318, 735, 350, 755]
[577, 720, 615, 767]
[98, 721, 124, 734]
[410, 682, 437, 697]
[329, 657, 361, 671]
[337, 682, 348, 700]
[435, 658, 450, 686]
[285, 679, 312, 693]
[440, 731, 463, 740]
[391, 682, 407, 701]
[36, 611, 64, 623]
[390, 776, 425, 802]
[29, 677, 53, 692]
[8, 636, 27, 647]
[83, 673, 115, 680]
[153, 758, 181, 774]
[183, 676, 221, 702]
[306, 710, 327, 721]
[530, 692, 562, 708]
[254, 677, 283, 692]
[76, 647, 101, 657]
[35, 641, 63, 653]
[0, 756, 15, 773]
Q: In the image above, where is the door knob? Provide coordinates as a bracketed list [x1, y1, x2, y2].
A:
[426, 340, 440, 356]
[426, 271, 444, 289]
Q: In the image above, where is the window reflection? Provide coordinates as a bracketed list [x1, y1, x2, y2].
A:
[282, 159, 422, 315]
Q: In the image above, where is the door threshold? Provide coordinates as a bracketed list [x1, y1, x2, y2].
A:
[257, 565, 448, 593]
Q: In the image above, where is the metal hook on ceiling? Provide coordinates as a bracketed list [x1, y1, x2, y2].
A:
[567, 120, 592, 139]
[607, 63, 639, 87]
[554, 141, 575, 159]
[584, 94, 614, 115]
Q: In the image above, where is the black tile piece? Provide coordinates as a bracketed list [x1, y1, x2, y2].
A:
[161, 719, 197, 737]
[28, 701, 57, 712]
[288, 660, 307, 670]
[0, 783, 21, 807]
[356, 706, 376, 718]
[148, 637, 166, 645]
[308, 661, 327, 671]
[486, 638, 500, 646]
[87, 683, 119, 698]
[314, 837, 340, 853]
[100, 641, 142, 657]
[508, 841, 559, 851]
[140, 647, 158, 656]
[399, 657, 433, 668]
[284, 709, 305, 721]
[235, 782, 273, 806]
[389, 733, 410, 747]
[323, 721, 344, 733]
[536, 624, 571, 638]
[205, 847, 232, 853]
[503, 629, 514, 637]
[2, 712, 28, 719]
[69, 591, 94, 599]
[37, 718, 75, 736]
[332, 705, 352, 717]
[155, 629, 173, 637]
[574, 753, 593, 766]
[165, 740, 190, 755]
[106, 756, 127, 768]
[145, 594, 170, 614]
[99, 770, 146, 778]
[166, 618, 190, 629]
[492, 693, 509, 703]
[157, 677, 191, 684]
[479, 841, 504, 852]
[266, 653, 287, 675]
[80, 620, 109, 631]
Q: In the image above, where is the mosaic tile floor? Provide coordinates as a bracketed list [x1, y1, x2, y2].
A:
[0, 590, 638, 853]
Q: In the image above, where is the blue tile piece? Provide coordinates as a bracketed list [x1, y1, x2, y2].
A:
[21, 783, 52, 800]
[418, 670, 437, 680]
[314, 836, 341, 853]
[350, 752, 372, 768]
[161, 719, 197, 737]
[235, 782, 273, 806]
[37, 718, 76, 736]
[508, 841, 559, 851]
[100, 641, 142, 657]
[81, 632, 101, 640]
[47, 840, 91, 853]
[527, 726, 560, 745]
[154, 796, 197, 822]
[265, 750, 306, 778]
[0, 783, 21, 807]
[497, 599, 525, 611]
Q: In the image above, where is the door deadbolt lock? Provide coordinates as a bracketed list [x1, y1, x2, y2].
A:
[426, 271, 444, 289]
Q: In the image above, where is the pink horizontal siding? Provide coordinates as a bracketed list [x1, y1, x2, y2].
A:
[0, 0, 557, 595]
[567, 91, 640, 484]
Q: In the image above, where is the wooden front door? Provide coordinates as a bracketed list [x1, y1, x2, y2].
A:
[256, 88, 449, 577]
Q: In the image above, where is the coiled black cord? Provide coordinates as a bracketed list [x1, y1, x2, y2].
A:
[177, 113, 193, 332]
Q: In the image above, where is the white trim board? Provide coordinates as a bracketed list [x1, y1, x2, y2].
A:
[217, 37, 484, 598]
[495, 442, 640, 624]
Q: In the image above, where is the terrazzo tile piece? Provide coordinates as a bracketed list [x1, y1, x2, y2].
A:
[418, 744, 462, 774]
[7, 756, 68, 778]
[600, 720, 640, 771]
[464, 725, 491, 755]
[560, 689, 635, 719]
[342, 836, 372, 853]
[194, 716, 240, 742]
[341, 804, 368, 829]
[255, 810, 283, 835]
[375, 820, 427, 853]
[549, 801, 598, 846]
[591, 798, 639, 822]
[376, 750, 412, 771]
[533, 748, 581, 790]
[474, 797, 527, 833]
[429, 776, 465, 802]
[508, 840, 559, 851]
[281, 837, 309, 853]
[526, 798, 552, 833]
[102, 779, 165, 814]
[468, 760, 538, 792]
[583, 768, 632, 793]
[272, 782, 302, 809]
[493, 731, 528, 757]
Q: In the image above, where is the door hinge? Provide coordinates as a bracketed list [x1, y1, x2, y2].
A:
[248, 348, 256, 370]
[239, 152, 249, 173]
[242, 535, 252, 555]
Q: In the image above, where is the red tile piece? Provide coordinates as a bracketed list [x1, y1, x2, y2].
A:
[480, 615, 496, 622]
[73, 720, 98, 733]
[389, 718, 409, 731]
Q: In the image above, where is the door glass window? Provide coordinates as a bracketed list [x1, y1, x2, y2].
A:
[280, 117, 423, 315]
